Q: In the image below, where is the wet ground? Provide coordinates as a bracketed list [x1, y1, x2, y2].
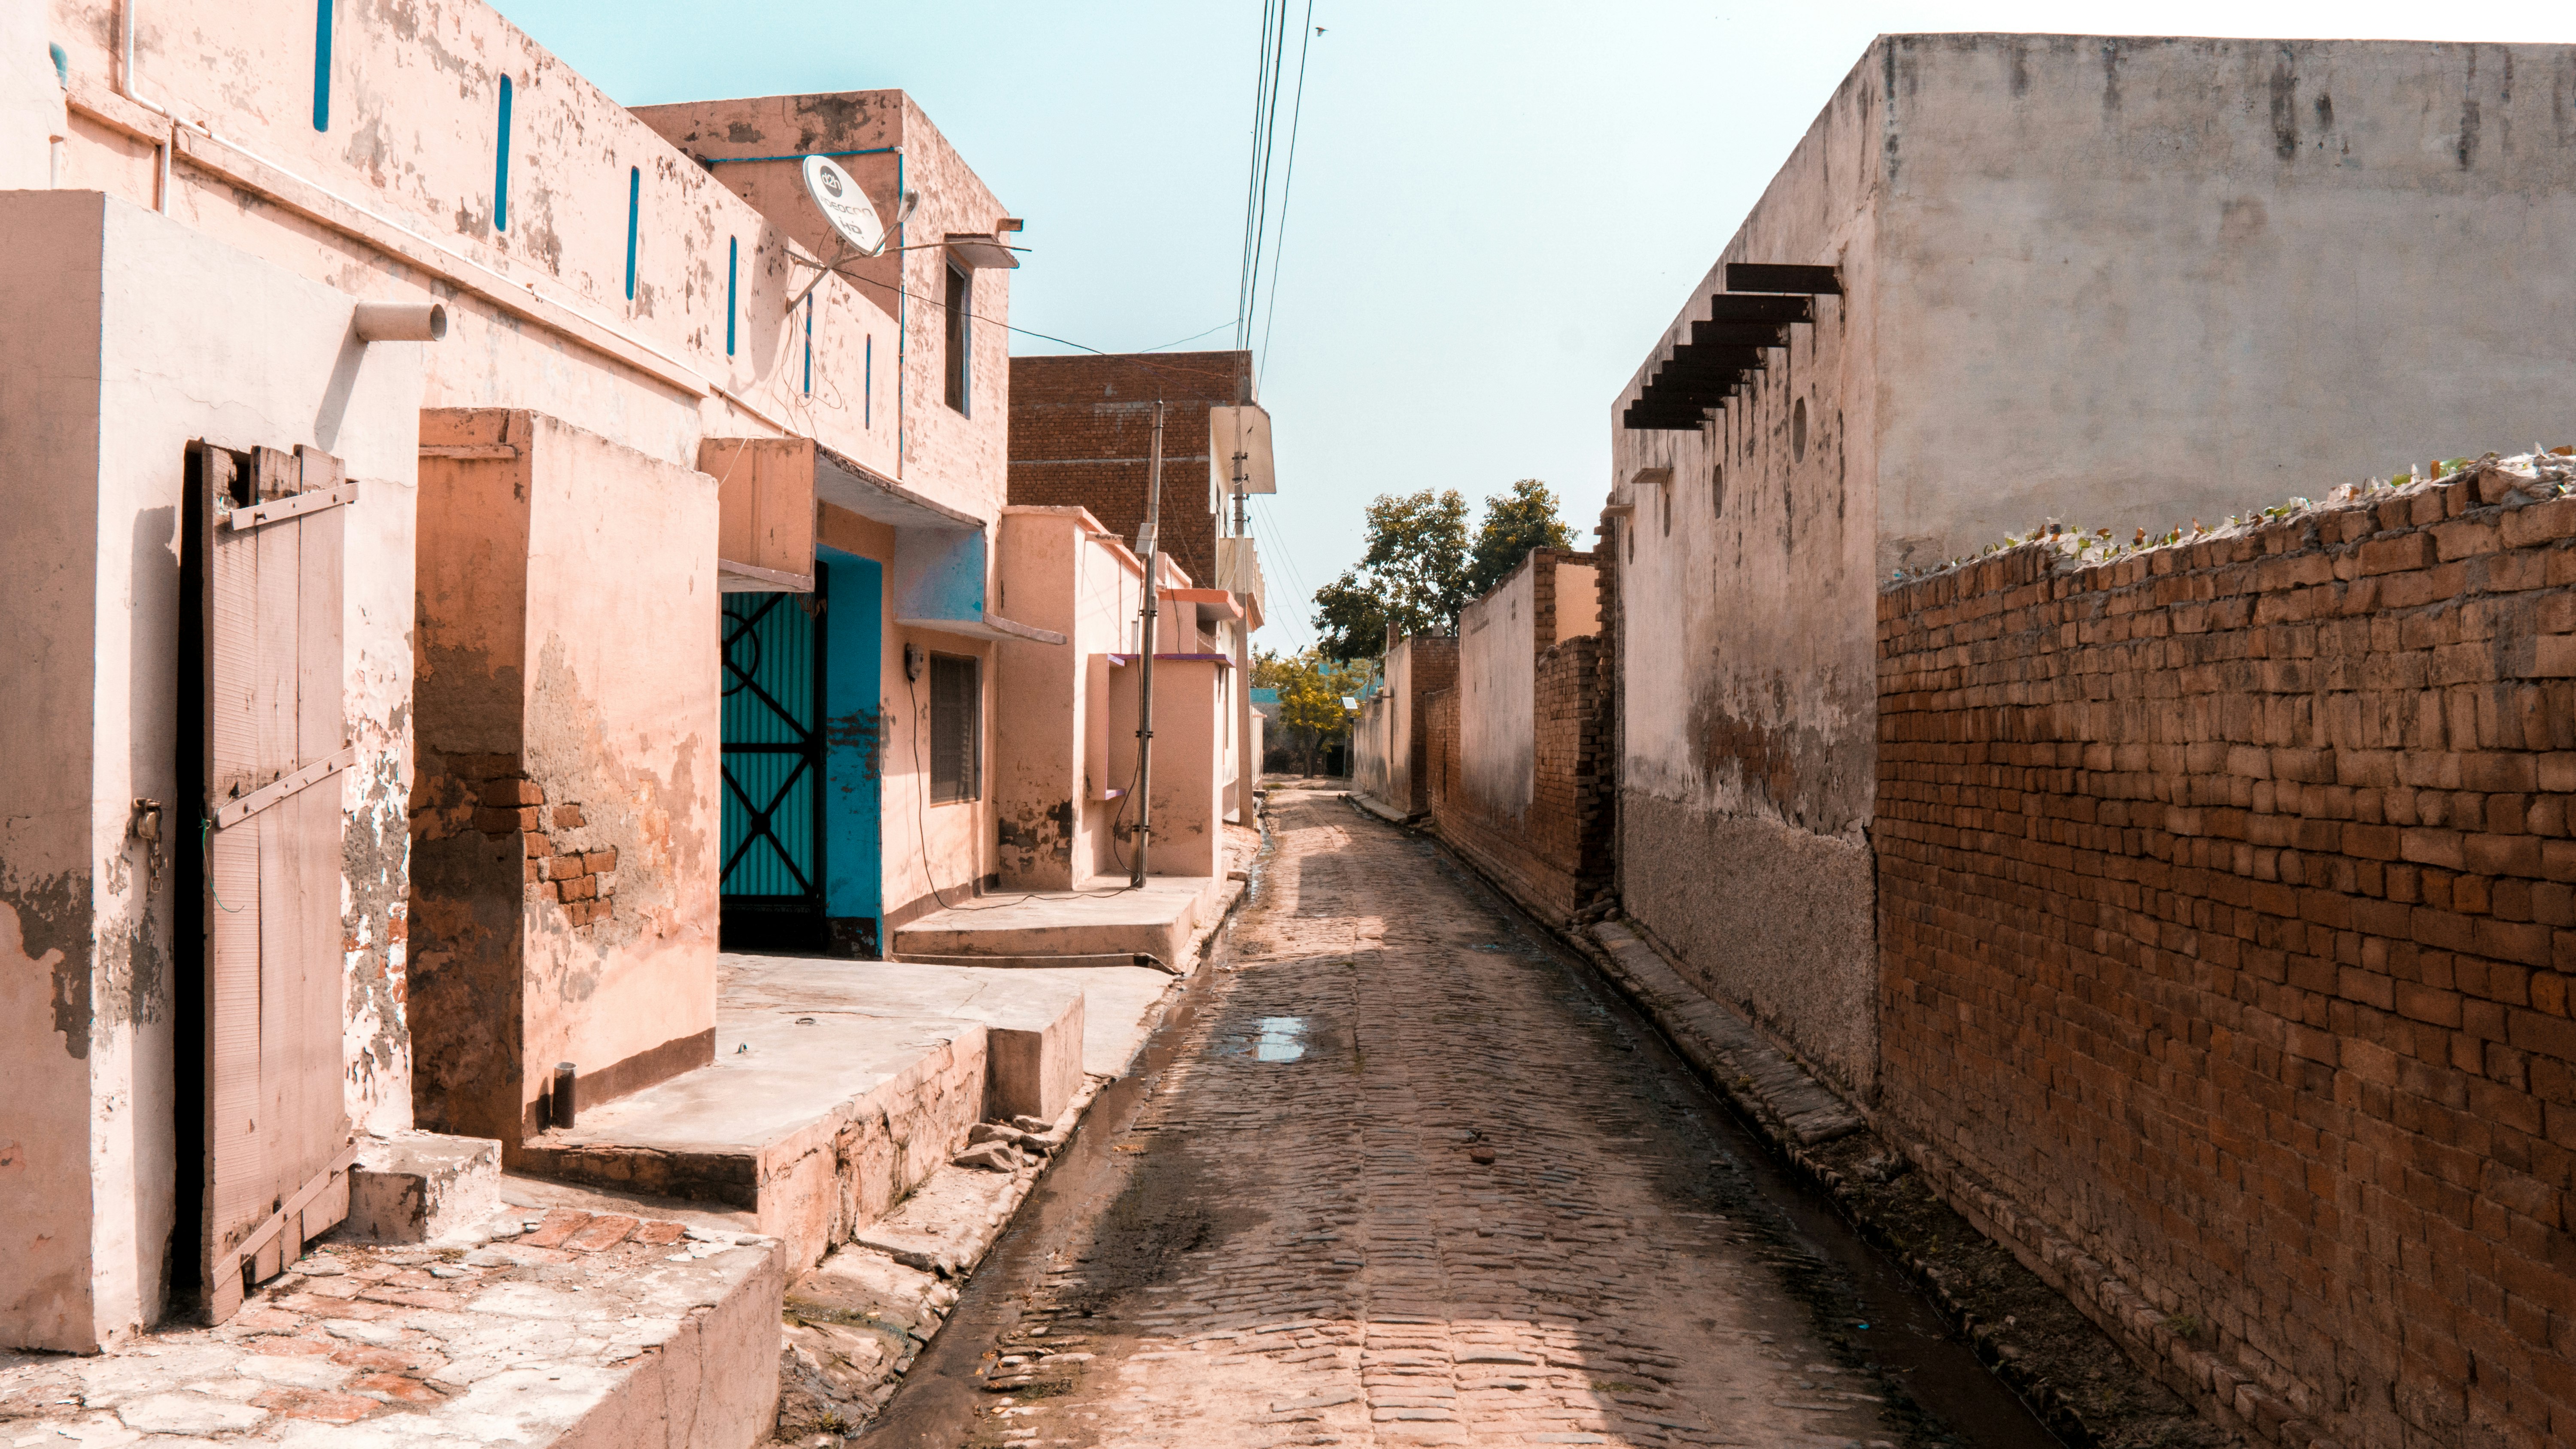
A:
[860, 788, 2071, 1449]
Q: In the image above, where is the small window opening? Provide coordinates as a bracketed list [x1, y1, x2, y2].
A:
[928, 654, 980, 803]
[623, 168, 640, 300]
[311, 0, 333, 132]
[725, 237, 738, 356]
[943, 263, 971, 415]
[803, 295, 815, 396]
[1712, 463, 1725, 517]
[863, 333, 872, 421]
[493, 75, 513, 232]
[1625, 518, 1634, 563]
[1660, 483, 1672, 537]
[1792, 396, 1808, 462]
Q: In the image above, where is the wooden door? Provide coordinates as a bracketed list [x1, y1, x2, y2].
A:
[199, 443, 360, 1322]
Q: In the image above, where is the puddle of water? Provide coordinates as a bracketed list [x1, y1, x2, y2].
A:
[1214, 1016, 1308, 1061]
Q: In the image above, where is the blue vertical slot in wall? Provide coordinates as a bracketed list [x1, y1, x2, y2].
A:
[493, 76, 513, 231]
[802, 294, 814, 394]
[819, 549, 884, 954]
[726, 238, 738, 356]
[623, 168, 639, 300]
[311, 0, 332, 131]
[864, 335, 872, 427]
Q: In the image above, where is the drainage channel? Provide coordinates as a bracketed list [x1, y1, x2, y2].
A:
[1422, 837, 2068, 1449]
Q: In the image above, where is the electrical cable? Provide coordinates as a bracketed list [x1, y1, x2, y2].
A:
[1239, 0, 1294, 351]
[1234, 0, 1283, 350]
[1258, 0, 1318, 374]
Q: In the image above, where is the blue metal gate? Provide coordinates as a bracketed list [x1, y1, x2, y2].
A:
[720, 590, 824, 946]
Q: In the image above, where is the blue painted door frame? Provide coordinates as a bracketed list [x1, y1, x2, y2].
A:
[818, 549, 885, 955]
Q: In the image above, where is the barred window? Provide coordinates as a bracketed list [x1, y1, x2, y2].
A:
[929, 654, 979, 803]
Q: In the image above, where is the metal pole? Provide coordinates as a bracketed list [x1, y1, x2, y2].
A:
[1232, 449, 1249, 536]
[1130, 400, 1166, 887]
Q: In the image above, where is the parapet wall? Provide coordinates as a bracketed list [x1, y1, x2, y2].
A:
[1875, 458, 2576, 1449]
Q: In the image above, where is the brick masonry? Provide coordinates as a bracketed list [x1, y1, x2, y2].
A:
[1006, 351, 1254, 591]
[1426, 552, 1614, 922]
[1875, 462, 2576, 1449]
[421, 752, 619, 927]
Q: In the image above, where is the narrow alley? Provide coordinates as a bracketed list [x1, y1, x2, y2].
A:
[869, 788, 2055, 1449]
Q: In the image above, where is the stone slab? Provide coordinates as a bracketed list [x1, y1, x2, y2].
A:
[344, 1131, 502, 1246]
[0, 1216, 781, 1446]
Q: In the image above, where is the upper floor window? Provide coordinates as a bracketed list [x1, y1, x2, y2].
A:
[312, 0, 333, 131]
[943, 263, 971, 415]
[493, 76, 514, 232]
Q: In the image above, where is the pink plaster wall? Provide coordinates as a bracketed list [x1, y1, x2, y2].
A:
[49, 0, 899, 480]
[0, 191, 423, 1349]
[409, 409, 717, 1152]
[628, 91, 1013, 522]
[992, 507, 1153, 888]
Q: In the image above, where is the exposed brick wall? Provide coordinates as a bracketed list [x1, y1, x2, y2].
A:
[1006, 352, 1253, 591]
[1876, 464, 2576, 1449]
[1427, 632, 1611, 922]
[1405, 637, 1458, 816]
[423, 752, 621, 927]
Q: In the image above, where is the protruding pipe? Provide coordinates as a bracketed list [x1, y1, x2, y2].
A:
[354, 302, 447, 342]
[553, 1062, 578, 1130]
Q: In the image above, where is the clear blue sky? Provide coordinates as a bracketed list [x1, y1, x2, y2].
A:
[495, 0, 2570, 649]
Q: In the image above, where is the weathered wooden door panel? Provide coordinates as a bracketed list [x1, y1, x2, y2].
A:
[200, 444, 358, 1322]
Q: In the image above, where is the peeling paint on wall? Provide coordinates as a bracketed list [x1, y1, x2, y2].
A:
[4, 875, 94, 1060]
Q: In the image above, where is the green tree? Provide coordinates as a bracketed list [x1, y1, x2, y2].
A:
[1310, 482, 1575, 660]
[1463, 478, 1577, 600]
[1310, 489, 1470, 660]
[1256, 646, 1372, 776]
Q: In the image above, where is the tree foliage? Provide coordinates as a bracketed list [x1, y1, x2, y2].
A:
[1255, 646, 1373, 776]
[1463, 478, 1578, 601]
[1310, 481, 1574, 660]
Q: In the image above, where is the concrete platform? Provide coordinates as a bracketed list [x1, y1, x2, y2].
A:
[0, 1212, 781, 1446]
[515, 954, 1181, 1276]
[892, 874, 1225, 965]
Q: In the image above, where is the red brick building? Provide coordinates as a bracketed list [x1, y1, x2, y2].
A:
[1006, 351, 1256, 591]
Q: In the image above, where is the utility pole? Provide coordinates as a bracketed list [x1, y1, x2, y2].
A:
[1130, 400, 1166, 887]
[1231, 445, 1250, 536]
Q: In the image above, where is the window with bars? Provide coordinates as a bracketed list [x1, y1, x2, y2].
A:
[929, 654, 979, 803]
[943, 263, 971, 415]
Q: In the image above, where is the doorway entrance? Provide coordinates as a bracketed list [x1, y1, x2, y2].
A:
[720, 588, 827, 949]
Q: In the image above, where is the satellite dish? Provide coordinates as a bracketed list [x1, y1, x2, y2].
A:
[802, 155, 886, 257]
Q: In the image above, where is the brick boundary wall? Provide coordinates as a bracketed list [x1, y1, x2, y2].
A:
[1404, 637, 1459, 816]
[1425, 633, 1612, 922]
[1876, 463, 2576, 1449]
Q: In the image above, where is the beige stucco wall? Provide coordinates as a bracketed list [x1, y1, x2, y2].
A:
[0, 192, 422, 1348]
[1460, 561, 1540, 817]
[1610, 33, 2576, 1100]
[1875, 35, 2576, 572]
[1610, 44, 1887, 1099]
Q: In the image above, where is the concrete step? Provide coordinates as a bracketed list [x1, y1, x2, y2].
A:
[515, 955, 1093, 1275]
[893, 874, 1225, 964]
[0, 1210, 783, 1446]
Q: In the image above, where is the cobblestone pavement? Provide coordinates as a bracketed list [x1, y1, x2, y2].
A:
[945, 788, 1927, 1449]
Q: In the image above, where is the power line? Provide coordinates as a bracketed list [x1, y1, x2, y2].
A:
[1239, 0, 1294, 355]
[1257, 0, 1317, 374]
[1233, 0, 1282, 352]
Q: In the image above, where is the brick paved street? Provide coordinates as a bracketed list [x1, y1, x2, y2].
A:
[930, 787, 1946, 1449]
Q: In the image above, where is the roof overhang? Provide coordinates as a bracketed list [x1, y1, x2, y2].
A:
[945, 233, 1022, 270]
[816, 443, 981, 531]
